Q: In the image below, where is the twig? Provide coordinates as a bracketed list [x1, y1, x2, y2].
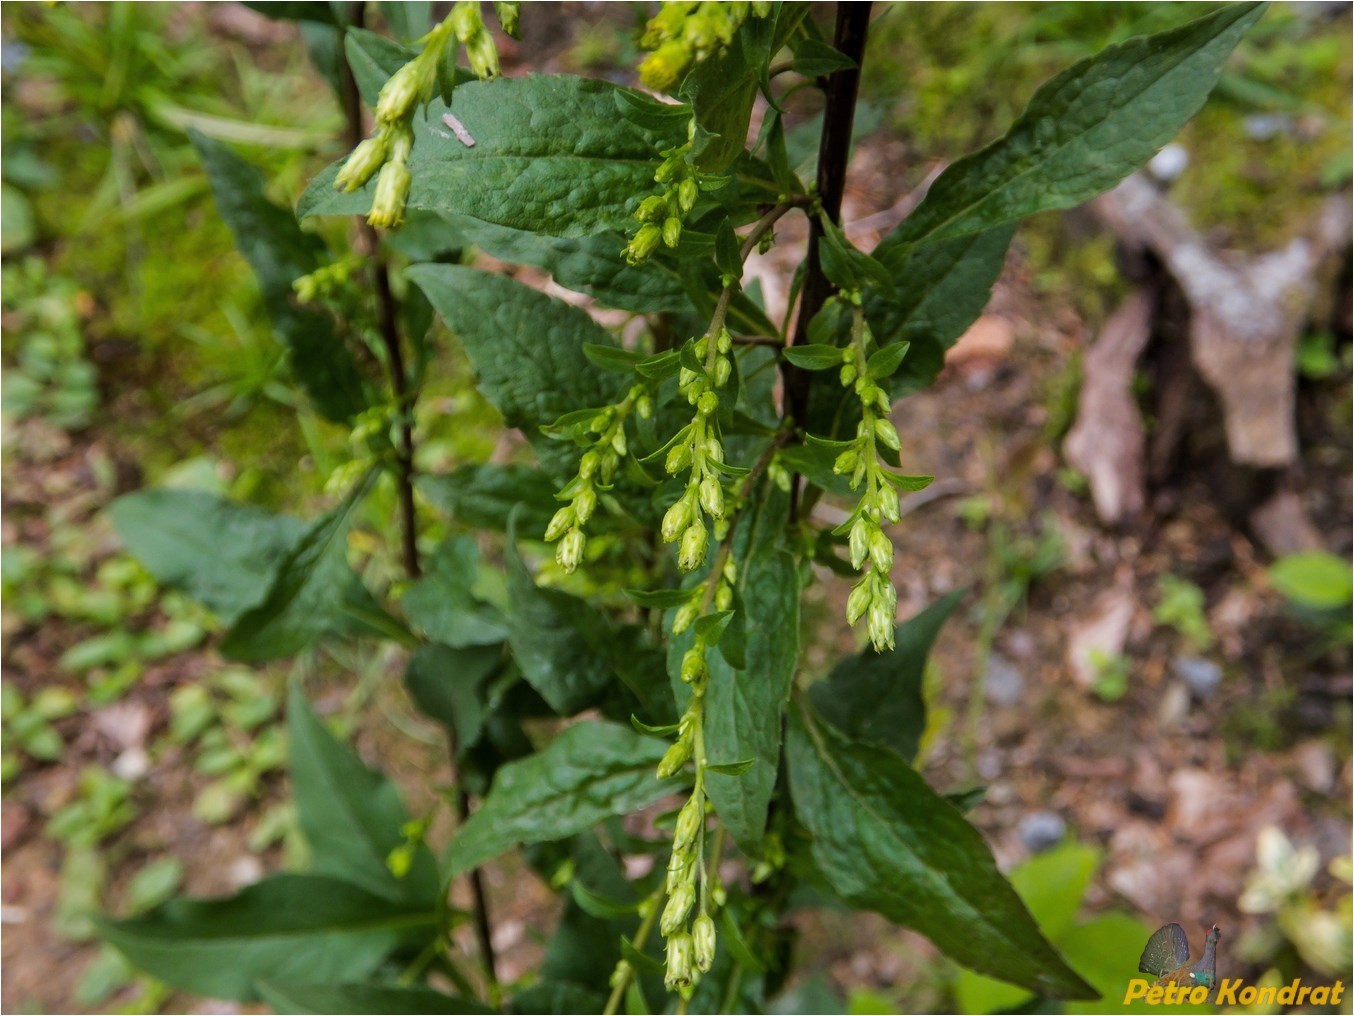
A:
[338, 4, 498, 990]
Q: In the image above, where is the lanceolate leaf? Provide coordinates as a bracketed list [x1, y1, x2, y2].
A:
[108, 489, 303, 625]
[786, 703, 1095, 999]
[221, 474, 398, 661]
[189, 131, 368, 422]
[446, 721, 671, 877]
[288, 686, 439, 904]
[407, 265, 627, 472]
[810, 591, 965, 764]
[404, 642, 506, 754]
[99, 874, 436, 1002]
[402, 536, 508, 648]
[259, 981, 490, 1015]
[890, 3, 1265, 249]
[300, 75, 686, 238]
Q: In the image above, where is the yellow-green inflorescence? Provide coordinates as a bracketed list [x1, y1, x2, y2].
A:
[543, 384, 653, 573]
[654, 622, 726, 992]
[660, 325, 735, 574]
[833, 294, 903, 653]
[334, 1, 511, 229]
[638, 1, 773, 93]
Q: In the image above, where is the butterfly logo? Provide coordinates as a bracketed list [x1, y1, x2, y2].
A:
[1138, 923, 1220, 994]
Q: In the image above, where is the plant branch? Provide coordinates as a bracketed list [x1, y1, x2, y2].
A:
[782, 2, 873, 514]
[338, 4, 499, 991]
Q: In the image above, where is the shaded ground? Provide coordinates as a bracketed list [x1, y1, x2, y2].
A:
[2, 4, 1351, 1014]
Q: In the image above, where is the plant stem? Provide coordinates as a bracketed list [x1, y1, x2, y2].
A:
[337, 7, 498, 991]
[783, 2, 873, 514]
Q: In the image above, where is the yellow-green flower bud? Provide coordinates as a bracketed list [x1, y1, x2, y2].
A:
[641, 39, 690, 93]
[657, 737, 692, 778]
[678, 177, 699, 212]
[663, 216, 682, 248]
[868, 600, 895, 652]
[494, 1, 521, 37]
[545, 505, 575, 542]
[627, 224, 662, 264]
[713, 355, 731, 388]
[869, 529, 893, 573]
[846, 579, 871, 625]
[574, 486, 597, 524]
[715, 583, 733, 611]
[716, 328, 732, 354]
[611, 428, 627, 456]
[579, 449, 599, 478]
[654, 151, 684, 184]
[637, 195, 668, 222]
[608, 958, 631, 989]
[661, 882, 695, 936]
[667, 849, 695, 893]
[672, 598, 700, 636]
[874, 418, 901, 451]
[680, 646, 705, 684]
[705, 437, 723, 463]
[662, 495, 692, 543]
[557, 527, 585, 573]
[833, 448, 859, 476]
[368, 160, 412, 229]
[678, 521, 708, 571]
[637, 393, 654, 419]
[699, 475, 724, 518]
[697, 390, 718, 415]
[840, 362, 858, 386]
[673, 795, 704, 850]
[877, 487, 901, 523]
[678, 366, 698, 389]
[665, 439, 691, 475]
[335, 134, 389, 192]
[466, 29, 500, 78]
[692, 912, 716, 972]
[664, 932, 694, 991]
[849, 517, 870, 569]
[375, 60, 424, 125]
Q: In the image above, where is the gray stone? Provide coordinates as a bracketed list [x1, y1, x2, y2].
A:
[1019, 811, 1067, 854]
[1172, 656, 1223, 697]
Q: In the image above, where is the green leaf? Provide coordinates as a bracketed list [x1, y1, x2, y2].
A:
[819, 219, 893, 294]
[259, 981, 490, 1015]
[404, 642, 506, 753]
[625, 588, 697, 608]
[782, 344, 844, 370]
[99, 874, 436, 1002]
[445, 721, 671, 878]
[810, 591, 964, 763]
[706, 758, 756, 776]
[343, 28, 414, 106]
[890, 3, 1266, 249]
[866, 340, 910, 380]
[301, 76, 686, 238]
[1060, 914, 1160, 1015]
[503, 525, 617, 715]
[288, 686, 438, 904]
[189, 131, 368, 422]
[1269, 551, 1353, 610]
[434, 213, 689, 314]
[403, 536, 508, 647]
[108, 489, 302, 625]
[221, 475, 397, 661]
[790, 36, 857, 77]
[408, 265, 627, 470]
[418, 464, 559, 534]
[714, 219, 742, 279]
[583, 344, 646, 372]
[786, 703, 1095, 1000]
[954, 842, 1103, 1014]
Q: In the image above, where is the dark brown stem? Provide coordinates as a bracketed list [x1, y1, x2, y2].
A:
[337, 6, 498, 990]
[782, 2, 872, 515]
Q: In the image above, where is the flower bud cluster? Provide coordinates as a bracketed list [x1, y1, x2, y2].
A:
[625, 130, 711, 266]
[661, 329, 734, 572]
[656, 625, 723, 992]
[831, 298, 904, 652]
[638, 1, 773, 92]
[334, 3, 504, 230]
[544, 384, 651, 573]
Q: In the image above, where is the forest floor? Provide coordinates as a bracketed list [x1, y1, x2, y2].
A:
[2, 4, 1351, 1015]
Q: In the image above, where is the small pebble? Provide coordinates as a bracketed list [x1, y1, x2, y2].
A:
[1019, 811, 1067, 853]
[985, 653, 1024, 706]
[1172, 656, 1222, 698]
[1147, 143, 1189, 183]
